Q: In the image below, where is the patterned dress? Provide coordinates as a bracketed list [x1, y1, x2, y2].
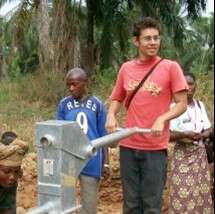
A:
[169, 100, 213, 214]
[168, 143, 213, 214]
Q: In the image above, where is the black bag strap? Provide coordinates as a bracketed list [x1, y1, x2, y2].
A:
[196, 100, 202, 111]
[125, 58, 164, 109]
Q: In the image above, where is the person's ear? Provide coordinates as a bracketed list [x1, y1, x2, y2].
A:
[18, 169, 23, 179]
[133, 37, 139, 48]
[84, 79, 89, 88]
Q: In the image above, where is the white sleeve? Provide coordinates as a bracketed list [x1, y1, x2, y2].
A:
[170, 103, 180, 131]
[170, 118, 179, 131]
[199, 101, 211, 130]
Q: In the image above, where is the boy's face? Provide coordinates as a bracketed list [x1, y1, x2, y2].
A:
[133, 28, 161, 59]
[0, 165, 21, 188]
[66, 75, 88, 100]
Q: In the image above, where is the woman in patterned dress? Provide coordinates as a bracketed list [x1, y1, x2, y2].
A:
[168, 72, 213, 214]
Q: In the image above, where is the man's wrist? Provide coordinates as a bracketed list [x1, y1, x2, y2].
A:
[107, 112, 116, 118]
[157, 115, 167, 123]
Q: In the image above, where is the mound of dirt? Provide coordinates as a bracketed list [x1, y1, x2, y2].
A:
[17, 153, 38, 213]
[16, 147, 173, 214]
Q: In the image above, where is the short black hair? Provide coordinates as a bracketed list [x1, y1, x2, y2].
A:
[1, 131, 17, 145]
[66, 67, 88, 81]
[184, 71, 196, 81]
[133, 17, 161, 37]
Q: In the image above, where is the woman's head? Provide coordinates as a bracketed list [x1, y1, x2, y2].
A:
[0, 139, 28, 188]
[66, 68, 89, 100]
[0, 165, 21, 188]
[184, 72, 196, 101]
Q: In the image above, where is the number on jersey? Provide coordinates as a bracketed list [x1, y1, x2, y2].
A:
[76, 112, 88, 134]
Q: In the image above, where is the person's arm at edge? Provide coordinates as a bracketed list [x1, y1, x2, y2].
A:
[170, 130, 187, 141]
[170, 130, 202, 142]
[199, 101, 212, 140]
[151, 90, 187, 136]
[201, 128, 212, 140]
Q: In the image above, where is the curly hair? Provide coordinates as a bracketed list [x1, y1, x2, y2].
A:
[133, 17, 161, 37]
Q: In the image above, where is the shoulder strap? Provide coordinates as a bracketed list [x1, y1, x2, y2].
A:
[125, 58, 164, 109]
[196, 100, 202, 110]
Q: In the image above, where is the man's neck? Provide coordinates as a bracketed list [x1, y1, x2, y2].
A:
[76, 94, 90, 102]
[138, 54, 158, 62]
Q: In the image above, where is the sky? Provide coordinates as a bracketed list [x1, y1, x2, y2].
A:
[0, 0, 214, 16]
[0, 1, 20, 16]
[205, 0, 214, 16]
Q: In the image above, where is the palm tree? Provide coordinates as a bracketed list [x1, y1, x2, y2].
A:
[82, 0, 96, 74]
[36, 0, 53, 72]
[90, 0, 208, 70]
[191, 13, 214, 73]
[0, 0, 39, 77]
[0, 17, 5, 78]
[0, 0, 210, 76]
[161, 13, 214, 73]
[51, 0, 83, 73]
[0, 0, 83, 74]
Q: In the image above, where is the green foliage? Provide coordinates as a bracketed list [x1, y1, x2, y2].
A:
[160, 14, 214, 74]
[0, 0, 213, 152]
[196, 72, 214, 120]
[0, 69, 67, 143]
[0, 0, 213, 76]
[0, 77, 54, 147]
[15, 71, 66, 105]
[0, 1, 39, 78]
[0, 70, 213, 148]
[91, 66, 117, 99]
[7, 50, 21, 78]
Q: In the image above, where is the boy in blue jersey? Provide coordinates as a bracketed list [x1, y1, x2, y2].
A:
[56, 67, 108, 214]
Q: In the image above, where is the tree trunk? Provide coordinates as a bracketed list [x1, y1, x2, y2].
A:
[36, 0, 81, 74]
[52, 0, 81, 74]
[82, 0, 95, 75]
[37, 0, 54, 72]
[0, 46, 3, 79]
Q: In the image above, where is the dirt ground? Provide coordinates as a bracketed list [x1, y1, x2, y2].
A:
[16, 147, 173, 214]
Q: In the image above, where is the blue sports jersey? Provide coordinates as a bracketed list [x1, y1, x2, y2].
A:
[56, 95, 107, 178]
